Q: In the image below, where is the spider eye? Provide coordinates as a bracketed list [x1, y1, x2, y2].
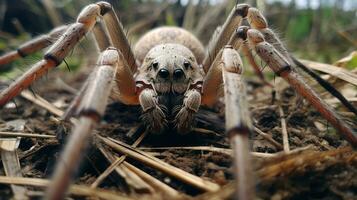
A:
[183, 61, 191, 69]
[151, 62, 159, 70]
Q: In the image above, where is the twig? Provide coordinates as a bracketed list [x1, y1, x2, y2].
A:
[140, 146, 232, 155]
[98, 146, 154, 193]
[20, 90, 79, 125]
[326, 97, 357, 105]
[123, 161, 183, 198]
[194, 147, 354, 200]
[0, 138, 28, 200]
[276, 91, 290, 152]
[91, 130, 148, 188]
[139, 146, 277, 158]
[98, 135, 220, 192]
[21, 90, 64, 117]
[192, 127, 221, 137]
[293, 57, 357, 116]
[299, 59, 357, 86]
[253, 126, 283, 150]
[0, 176, 134, 200]
[0, 131, 56, 139]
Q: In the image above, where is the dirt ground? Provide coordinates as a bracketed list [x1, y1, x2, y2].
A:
[0, 64, 356, 199]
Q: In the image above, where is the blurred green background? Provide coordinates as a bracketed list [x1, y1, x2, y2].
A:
[0, 0, 356, 75]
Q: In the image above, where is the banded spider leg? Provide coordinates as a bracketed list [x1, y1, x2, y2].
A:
[0, 2, 139, 199]
[243, 6, 356, 146]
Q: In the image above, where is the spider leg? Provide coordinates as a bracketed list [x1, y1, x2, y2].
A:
[92, 21, 112, 52]
[200, 31, 246, 106]
[111, 50, 138, 104]
[97, 2, 138, 73]
[201, 45, 255, 199]
[174, 89, 201, 134]
[246, 29, 357, 146]
[57, 23, 113, 138]
[0, 3, 107, 107]
[201, 48, 224, 106]
[221, 46, 254, 200]
[202, 3, 249, 73]
[229, 26, 272, 86]
[45, 48, 118, 200]
[247, 7, 292, 63]
[90, 4, 138, 105]
[139, 88, 168, 134]
[0, 25, 67, 66]
[48, 2, 136, 140]
[247, 7, 357, 115]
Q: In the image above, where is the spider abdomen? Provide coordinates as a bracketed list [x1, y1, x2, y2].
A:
[134, 26, 205, 64]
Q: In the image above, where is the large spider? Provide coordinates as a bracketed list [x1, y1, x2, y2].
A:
[0, 1, 356, 199]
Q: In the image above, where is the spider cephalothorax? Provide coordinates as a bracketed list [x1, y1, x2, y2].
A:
[138, 43, 202, 94]
[108, 26, 204, 134]
[135, 40, 204, 133]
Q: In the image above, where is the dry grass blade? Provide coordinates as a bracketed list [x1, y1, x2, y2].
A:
[222, 46, 255, 200]
[326, 97, 357, 104]
[292, 57, 357, 116]
[192, 128, 221, 137]
[122, 161, 183, 199]
[128, 3, 169, 36]
[140, 146, 233, 156]
[194, 147, 355, 200]
[21, 90, 64, 117]
[276, 92, 290, 152]
[182, 0, 196, 30]
[91, 130, 148, 188]
[253, 126, 283, 150]
[300, 59, 357, 86]
[257, 145, 314, 165]
[139, 146, 279, 159]
[97, 141, 154, 193]
[334, 51, 357, 67]
[42, 0, 62, 26]
[0, 138, 28, 200]
[101, 146, 154, 193]
[253, 37, 356, 145]
[0, 176, 134, 200]
[20, 90, 79, 125]
[98, 135, 220, 192]
[0, 131, 56, 139]
[257, 147, 355, 181]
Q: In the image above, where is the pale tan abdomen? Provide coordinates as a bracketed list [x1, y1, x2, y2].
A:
[134, 27, 205, 64]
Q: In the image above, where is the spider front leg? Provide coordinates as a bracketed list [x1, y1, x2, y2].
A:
[247, 7, 357, 116]
[246, 29, 357, 146]
[139, 88, 168, 134]
[0, 3, 102, 106]
[221, 46, 255, 200]
[247, 7, 295, 65]
[174, 89, 201, 134]
[202, 3, 249, 73]
[45, 48, 119, 200]
[0, 25, 67, 66]
[202, 45, 255, 199]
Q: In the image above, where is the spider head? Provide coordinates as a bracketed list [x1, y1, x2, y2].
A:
[137, 43, 203, 94]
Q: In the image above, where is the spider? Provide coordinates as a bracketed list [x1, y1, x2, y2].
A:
[0, 1, 356, 199]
